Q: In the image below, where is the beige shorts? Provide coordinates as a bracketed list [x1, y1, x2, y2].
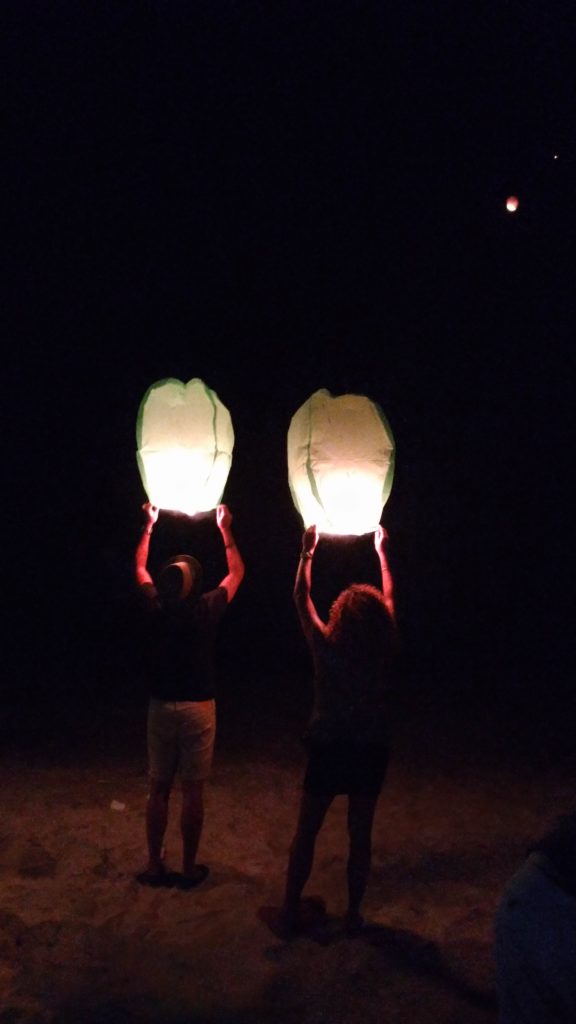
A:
[147, 699, 216, 783]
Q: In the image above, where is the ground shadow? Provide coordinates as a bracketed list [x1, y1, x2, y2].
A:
[371, 841, 527, 893]
[257, 905, 496, 1014]
[357, 923, 496, 1011]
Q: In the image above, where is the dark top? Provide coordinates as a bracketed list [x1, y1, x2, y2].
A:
[139, 583, 228, 701]
[305, 629, 388, 746]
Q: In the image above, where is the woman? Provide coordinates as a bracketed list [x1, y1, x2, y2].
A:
[282, 523, 396, 934]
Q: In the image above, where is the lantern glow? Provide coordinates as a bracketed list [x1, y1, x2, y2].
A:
[287, 390, 395, 536]
[505, 195, 519, 212]
[136, 378, 234, 516]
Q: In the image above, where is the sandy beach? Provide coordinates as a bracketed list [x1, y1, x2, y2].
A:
[2, 666, 574, 1024]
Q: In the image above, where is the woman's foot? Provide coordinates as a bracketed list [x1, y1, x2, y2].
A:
[277, 905, 300, 937]
[279, 896, 327, 937]
[344, 910, 365, 935]
[135, 863, 175, 888]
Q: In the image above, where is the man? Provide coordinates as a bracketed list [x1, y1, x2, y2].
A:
[134, 501, 244, 889]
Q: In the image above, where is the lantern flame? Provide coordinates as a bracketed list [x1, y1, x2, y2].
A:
[505, 195, 519, 213]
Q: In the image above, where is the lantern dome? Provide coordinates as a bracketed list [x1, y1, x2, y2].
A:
[136, 377, 234, 516]
[287, 389, 395, 536]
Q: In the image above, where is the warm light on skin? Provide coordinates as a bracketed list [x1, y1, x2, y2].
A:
[506, 195, 519, 212]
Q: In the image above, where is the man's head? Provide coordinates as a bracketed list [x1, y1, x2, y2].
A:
[156, 554, 203, 605]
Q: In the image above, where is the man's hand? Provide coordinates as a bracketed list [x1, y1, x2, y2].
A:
[374, 524, 389, 554]
[142, 502, 159, 525]
[302, 525, 319, 558]
[216, 504, 233, 531]
[216, 505, 244, 601]
[136, 503, 158, 585]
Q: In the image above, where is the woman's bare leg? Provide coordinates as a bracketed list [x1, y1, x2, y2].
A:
[283, 791, 333, 924]
[346, 794, 379, 931]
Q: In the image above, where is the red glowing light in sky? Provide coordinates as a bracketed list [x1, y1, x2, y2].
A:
[505, 196, 519, 213]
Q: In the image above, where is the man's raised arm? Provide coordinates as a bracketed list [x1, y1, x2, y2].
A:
[216, 504, 245, 602]
[135, 503, 159, 586]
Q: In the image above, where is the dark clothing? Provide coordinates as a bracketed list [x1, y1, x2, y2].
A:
[305, 630, 388, 745]
[139, 583, 228, 701]
[303, 737, 389, 797]
[530, 813, 576, 899]
[302, 626, 390, 797]
[495, 812, 576, 1024]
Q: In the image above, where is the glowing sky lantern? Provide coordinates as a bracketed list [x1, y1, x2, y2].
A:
[287, 389, 395, 536]
[136, 378, 234, 516]
[506, 195, 519, 213]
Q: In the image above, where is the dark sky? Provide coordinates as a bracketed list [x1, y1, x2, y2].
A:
[4, 1, 575, 701]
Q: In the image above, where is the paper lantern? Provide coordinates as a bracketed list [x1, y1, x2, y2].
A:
[505, 195, 519, 213]
[287, 389, 395, 536]
[136, 377, 234, 515]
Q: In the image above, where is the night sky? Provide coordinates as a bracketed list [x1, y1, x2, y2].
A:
[4, 2, 575, 714]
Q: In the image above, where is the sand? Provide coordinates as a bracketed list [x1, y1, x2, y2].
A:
[1, 676, 574, 1024]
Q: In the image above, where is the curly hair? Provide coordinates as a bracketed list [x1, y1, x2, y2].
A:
[326, 583, 395, 664]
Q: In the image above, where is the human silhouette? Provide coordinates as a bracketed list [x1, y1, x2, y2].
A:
[281, 523, 396, 933]
[134, 501, 244, 888]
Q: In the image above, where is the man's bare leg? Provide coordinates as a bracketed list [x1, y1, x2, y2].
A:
[137, 778, 172, 883]
[180, 779, 208, 886]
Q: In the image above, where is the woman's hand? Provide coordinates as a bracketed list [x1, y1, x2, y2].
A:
[301, 524, 319, 558]
[216, 504, 233, 531]
[374, 524, 389, 554]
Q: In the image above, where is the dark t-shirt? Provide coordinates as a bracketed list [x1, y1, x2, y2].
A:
[139, 583, 228, 701]
[305, 629, 388, 745]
